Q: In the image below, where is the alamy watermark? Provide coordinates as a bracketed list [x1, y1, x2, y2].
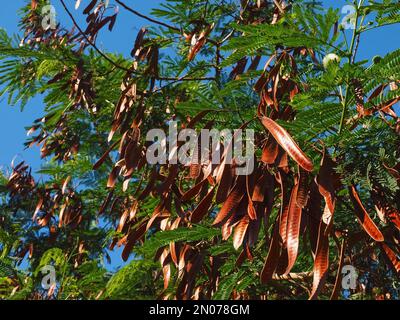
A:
[40, 265, 56, 295]
[341, 265, 358, 290]
[41, 5, 57, 30]
[145, 121, 255, 175]
[38, 3, 358, 32]
[341, 5, 357, 30]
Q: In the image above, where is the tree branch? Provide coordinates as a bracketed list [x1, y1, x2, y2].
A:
[116, 0, 220, 46]
[273, 0, 285, 14]
[272, 271, 313, 281]
[157, 76, 216, 81]
[59, 0, 130, 72]
[115, 0, 180, 32]
[153, 75, 216, 93]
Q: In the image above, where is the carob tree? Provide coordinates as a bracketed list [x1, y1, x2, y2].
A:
[0, 0, 399, 300]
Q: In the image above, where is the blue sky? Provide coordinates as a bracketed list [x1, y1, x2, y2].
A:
[0, 0, 399, 270]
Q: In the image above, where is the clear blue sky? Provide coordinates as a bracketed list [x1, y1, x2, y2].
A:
[0, 0, 399, 270]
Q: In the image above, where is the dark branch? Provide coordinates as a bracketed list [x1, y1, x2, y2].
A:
[157, 76, 216, 81]
[116, 0, 219, 46]
[153, 76, 216, 93]
[59, 0, 130, 72]
[115, 0, 180, 32]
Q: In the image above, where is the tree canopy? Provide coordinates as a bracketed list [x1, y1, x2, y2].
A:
[0, 0, 399, 300]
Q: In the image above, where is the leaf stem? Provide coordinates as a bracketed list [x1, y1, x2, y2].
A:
[338, 0, 365, 134]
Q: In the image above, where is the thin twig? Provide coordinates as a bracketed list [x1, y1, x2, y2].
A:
[59, 0, 130, 72]
[203, 0, 209, 20]
[116, 0, 219, 46]
[158, 76, 216, 81]
[215, 44, 221, 88]
[115, 0, 180, 32]
[220, 29, 235, 44]
[351, 34, 361, 64]
[338, 0, 367, 133]
[153, 75, 216, 93]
